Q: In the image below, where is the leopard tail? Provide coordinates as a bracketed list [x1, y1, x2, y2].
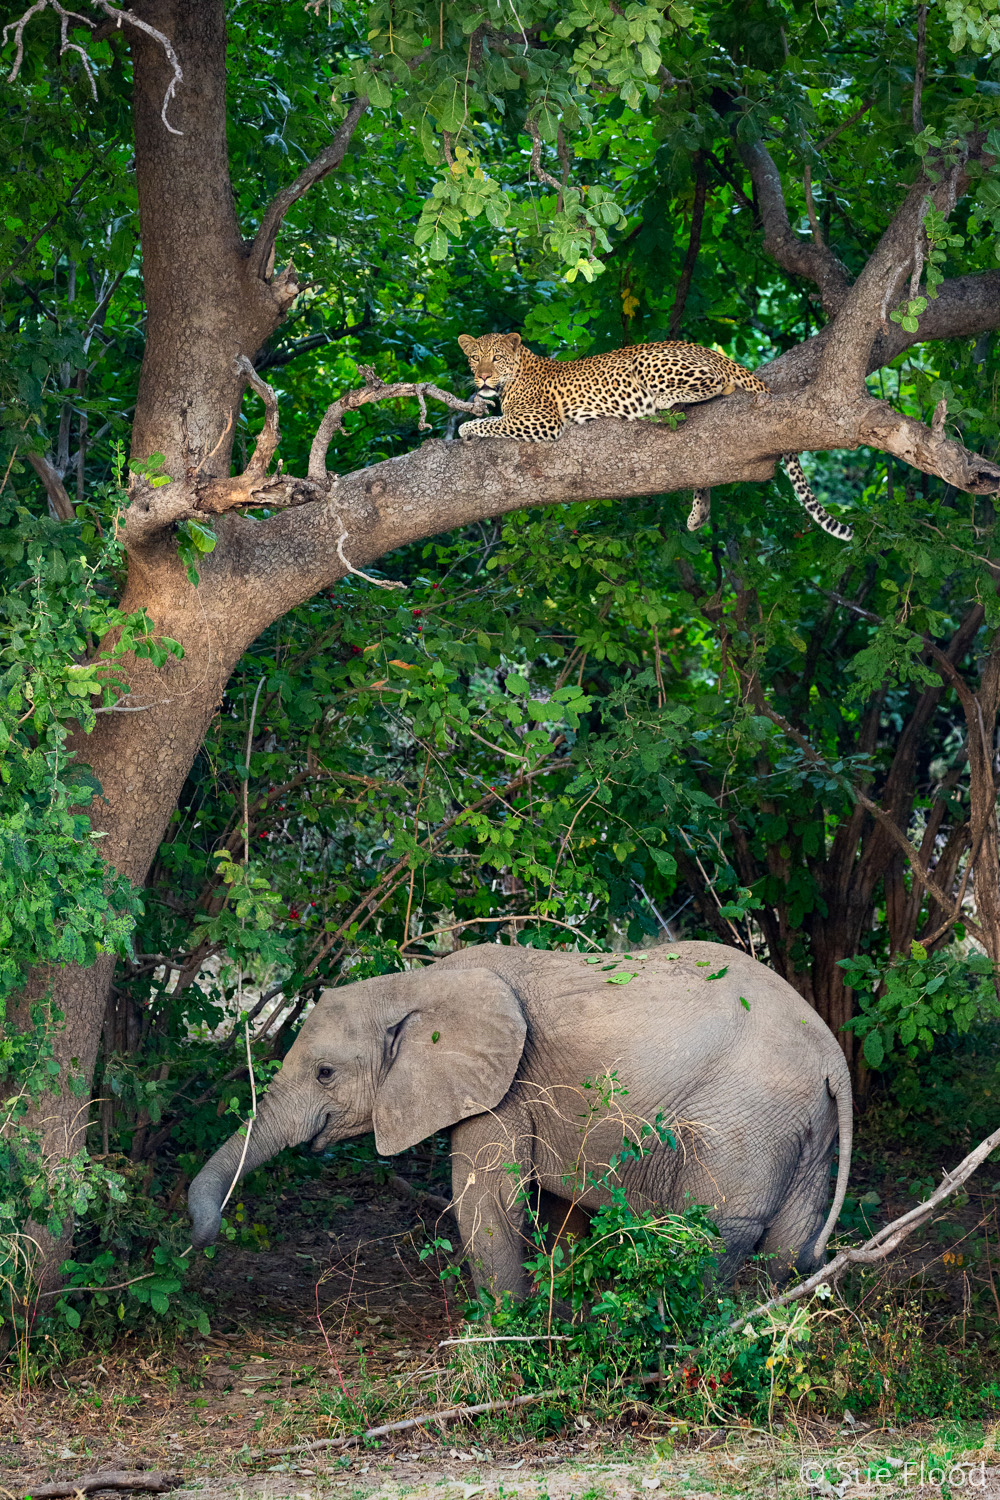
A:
[781, 455, 853, 541]
[687, 488, 711, 531]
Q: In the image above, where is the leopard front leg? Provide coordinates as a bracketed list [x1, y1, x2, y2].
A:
[459, 411, 565, 442]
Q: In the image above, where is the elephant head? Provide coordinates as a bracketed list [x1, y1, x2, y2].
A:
[187, 966, 526, 1249]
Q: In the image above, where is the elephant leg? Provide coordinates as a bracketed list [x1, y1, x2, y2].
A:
[711, 1216, 770, 1285]
[538, 1188, 592, 1260]
[450, 1109, 537, 1303]
[757, 1146, 836, 1279]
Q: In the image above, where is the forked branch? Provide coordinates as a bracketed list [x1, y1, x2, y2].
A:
[2, 0, 183, 132]
[307, 367, 488, 481]
[818, 143, 979, 391]
[194, 357, 291, 515]
[739, 137, 851, 317]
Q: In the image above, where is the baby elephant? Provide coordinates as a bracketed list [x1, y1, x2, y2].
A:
[188, 942, 852, 1297]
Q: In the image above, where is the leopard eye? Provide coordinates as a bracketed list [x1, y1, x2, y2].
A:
[316, 1065, 335, 1084]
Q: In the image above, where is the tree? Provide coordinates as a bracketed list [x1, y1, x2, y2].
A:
[3, 0, 1000, 1287]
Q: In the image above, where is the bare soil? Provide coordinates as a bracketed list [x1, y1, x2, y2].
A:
[3, 1153, 1000, 1500]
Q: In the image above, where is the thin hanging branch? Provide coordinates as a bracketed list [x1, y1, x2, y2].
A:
[668, 155, 708, 338]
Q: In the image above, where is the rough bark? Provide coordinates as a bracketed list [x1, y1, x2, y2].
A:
[11, 0, 1000, 1282]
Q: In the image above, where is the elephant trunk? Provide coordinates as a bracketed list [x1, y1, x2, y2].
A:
[187, 1101, 291, 1249]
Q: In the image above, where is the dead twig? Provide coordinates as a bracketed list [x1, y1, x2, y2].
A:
[307, 367, 487, 481]
[249, 1389, 562, 1460]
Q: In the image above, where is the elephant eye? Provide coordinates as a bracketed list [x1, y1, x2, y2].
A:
[316, 1065, 335, 1083]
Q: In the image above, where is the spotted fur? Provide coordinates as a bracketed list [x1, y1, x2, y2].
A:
[457, 332, 853, 542]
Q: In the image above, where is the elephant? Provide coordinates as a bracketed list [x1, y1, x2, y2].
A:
[188, 941, 852, 1297]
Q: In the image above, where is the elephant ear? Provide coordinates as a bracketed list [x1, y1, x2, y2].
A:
[372, 968, 526, 1157]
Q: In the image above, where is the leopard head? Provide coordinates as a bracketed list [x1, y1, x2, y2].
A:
[457, 332, 523, 396]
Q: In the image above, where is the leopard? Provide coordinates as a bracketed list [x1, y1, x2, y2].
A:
[457, 331, 853, 542]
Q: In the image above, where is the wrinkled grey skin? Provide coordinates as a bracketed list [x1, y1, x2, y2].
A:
[189, 942, 852, 1297]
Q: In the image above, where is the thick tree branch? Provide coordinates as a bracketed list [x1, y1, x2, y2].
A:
[21, 1473, 181, 1499]
[248, 96, 368, 280]
[739, 138, 851, 316]
[124, 375, 1000, 594]
[27, 450, 75, 521]
[859, 399, 1000, 494]
[818, 146, 977, 391]
[767, 269, 1000, 392]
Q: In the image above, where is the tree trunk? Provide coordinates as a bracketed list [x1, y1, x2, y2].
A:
[10, 0, 294, 1288]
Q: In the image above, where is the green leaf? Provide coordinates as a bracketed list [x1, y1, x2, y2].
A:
[185, 520, 217, 554]
[863, 1029, 885, 1069]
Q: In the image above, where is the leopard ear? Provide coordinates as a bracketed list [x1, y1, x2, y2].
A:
[458, 335, 477, 355]
[507, 332, 522, 350]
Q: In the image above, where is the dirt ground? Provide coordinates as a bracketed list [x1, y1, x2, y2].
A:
[3, 1160, 1000, 1499]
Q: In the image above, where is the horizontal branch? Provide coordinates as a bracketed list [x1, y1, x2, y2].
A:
[859, 399, 1000, 494]
[147, 377, 1000, 635]
[248, 96, 368, 280]
[251, 1390, 561, 1461]
[20, 1473, 180, 1499]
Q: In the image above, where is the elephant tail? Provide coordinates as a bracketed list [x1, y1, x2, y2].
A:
[811, 1061, 854, 1264]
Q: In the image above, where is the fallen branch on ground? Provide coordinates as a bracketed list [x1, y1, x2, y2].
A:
[250, 1123, 1000, 1466]
[20, 1473, 181, 1498]
[248, 1389, 562, 1460]
[380, 1170, 451, 1216]
[439, 1334, 571, 1346]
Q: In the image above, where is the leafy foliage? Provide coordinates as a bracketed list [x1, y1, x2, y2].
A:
[2, 0, 1000, 1381]
[842, 942, 999, 1070]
